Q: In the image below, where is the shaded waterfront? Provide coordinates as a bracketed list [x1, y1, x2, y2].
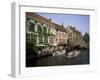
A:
[26, 49, 89, 67]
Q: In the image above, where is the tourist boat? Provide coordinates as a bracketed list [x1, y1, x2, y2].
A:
[66, 50, 80, 58]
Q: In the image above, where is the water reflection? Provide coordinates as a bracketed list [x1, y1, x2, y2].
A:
[26, 49, 89, 67]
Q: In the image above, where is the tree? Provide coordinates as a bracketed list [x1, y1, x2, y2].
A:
[83, 33, 89, 48]
[83, 33, 89, 43]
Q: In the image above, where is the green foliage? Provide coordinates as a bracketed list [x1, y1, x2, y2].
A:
[83, 33, 89, 43]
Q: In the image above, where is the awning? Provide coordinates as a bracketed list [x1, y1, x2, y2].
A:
[35, 44, 46, 46]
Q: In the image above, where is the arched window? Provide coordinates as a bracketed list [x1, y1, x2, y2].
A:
[29, 22, 35, 32]
[43, 27, 47, 34]
[38, 25, 42, 33]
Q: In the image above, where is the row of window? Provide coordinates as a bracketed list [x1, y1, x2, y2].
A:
[27, 22, 52, 35]
[56, 32, 67, 37]
[56, 38, 66, 43]
[69, 37, 81, 41]
[26, 33, 51, 44]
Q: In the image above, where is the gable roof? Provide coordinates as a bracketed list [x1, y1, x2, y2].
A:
[26, 12, 55, 28]
[26, 12, 66, 32]
[67, 26, 81, 34]
[53, 23, 67, 32]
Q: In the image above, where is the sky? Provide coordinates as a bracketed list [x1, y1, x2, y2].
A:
[37, 13, 89, 35]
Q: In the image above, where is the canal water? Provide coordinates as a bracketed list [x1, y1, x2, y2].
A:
[26, 49, 89, 67]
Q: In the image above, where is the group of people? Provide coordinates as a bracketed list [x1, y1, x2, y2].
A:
[37, 45, 81, 58]
[38, 46, 66, 56]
